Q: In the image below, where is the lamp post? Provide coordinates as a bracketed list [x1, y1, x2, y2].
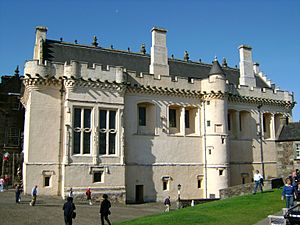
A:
[177, 184, 181, 209]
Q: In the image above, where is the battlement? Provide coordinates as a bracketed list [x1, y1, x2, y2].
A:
[24, 60, 124, 83]
[23, 60, 294, 103]
[229, 84, 294, 102]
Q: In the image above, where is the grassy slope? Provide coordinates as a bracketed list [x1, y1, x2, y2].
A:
[115, 190, 284, 225]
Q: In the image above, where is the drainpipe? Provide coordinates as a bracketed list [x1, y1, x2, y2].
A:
[58, 79, 65, 196]
[257, 104, 265, 178]
[203, 101, 208, 199]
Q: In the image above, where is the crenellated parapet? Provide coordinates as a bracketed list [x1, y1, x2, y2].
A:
[228, 84, 294, 108]
[23, 59, 295, 108]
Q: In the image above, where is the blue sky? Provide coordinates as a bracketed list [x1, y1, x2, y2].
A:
[0, 0, 299, 120]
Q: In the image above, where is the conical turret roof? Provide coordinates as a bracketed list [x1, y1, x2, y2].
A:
[209, 57, 225, 76]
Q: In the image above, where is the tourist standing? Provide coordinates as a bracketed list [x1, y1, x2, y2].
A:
[253, 170, 263, 194]
[30, 185, 38, 206]
[63, 197, 76, 225]
[86, 188, 92, 205]
[282, 178, 296, 208]
[100, 194, 112, 225]
[4, 175, 9, 190]
[15, 184, 22, 203]
[0, 177, 4, 192]
[164, 196, 171, 212]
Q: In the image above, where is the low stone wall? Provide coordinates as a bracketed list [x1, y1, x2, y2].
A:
[180, 198, 219, 208]
[65, 188, 126, 203]
[219, 180, 272, 199]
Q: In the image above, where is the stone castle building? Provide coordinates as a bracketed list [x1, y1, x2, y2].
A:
[21, 26, 295, 202]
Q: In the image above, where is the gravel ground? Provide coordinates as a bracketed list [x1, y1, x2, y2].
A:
[0, 190, 167, 225]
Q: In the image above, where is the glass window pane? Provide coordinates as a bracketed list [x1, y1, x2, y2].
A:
[109, 133, 116, 154]
[73, 131, 80, 154]
[139, 106, 146, 126]
[169, 108, 176, 128]
[185, 110, 190, 128]
[109, 111, 116, 129]
[84, 109, 91, 128]
[99, 110, 107, 129]
[83, 132, 90, 154]
[99, 133, 106, 154]
[74, 108, 81, 127]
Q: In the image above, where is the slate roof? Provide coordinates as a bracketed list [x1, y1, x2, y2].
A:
[209, 58, 225, 76]
[43, 40, 269, 88]
[278, 122, 300, 141]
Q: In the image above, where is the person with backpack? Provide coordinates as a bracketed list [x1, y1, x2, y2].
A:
[63, 197, 76, 225]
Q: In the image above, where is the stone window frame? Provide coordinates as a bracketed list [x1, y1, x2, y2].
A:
[295, 142, 300, 160]
[168, 104, 200, 136]
[136, 101, 157, 136]
[42, 170, 55, 188]
[197, 175, 203, 189]
[89, 167, 105, 183]
[162, 176, 172, 191]
[72, 107, 93, 155]
[98, 108, 118, 156]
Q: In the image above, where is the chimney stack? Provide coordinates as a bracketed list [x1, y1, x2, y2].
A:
[33, 26, 48, 63]
[149, 27, 169, 78]
[238, 45, 256, 87]
[253, 62, 260, 74]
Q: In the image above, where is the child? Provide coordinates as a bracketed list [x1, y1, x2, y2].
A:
[86, 188, 92, 205]
[282, 178, 296, 208]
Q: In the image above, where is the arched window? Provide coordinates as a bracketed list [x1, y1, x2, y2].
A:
[137, 102, 156, 135]
[239, 110, 254, 139]
[263, 113, 272, 139]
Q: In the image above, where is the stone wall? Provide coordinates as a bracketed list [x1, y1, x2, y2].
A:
[219, 180, 271, 199]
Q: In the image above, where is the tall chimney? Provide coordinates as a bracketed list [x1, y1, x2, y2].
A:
[238, 45, 256, 87]
[149, 27, 169, 77]
[33, 26, 48, 63]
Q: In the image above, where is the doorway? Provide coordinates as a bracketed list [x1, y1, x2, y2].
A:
[135, 185, 144, 203]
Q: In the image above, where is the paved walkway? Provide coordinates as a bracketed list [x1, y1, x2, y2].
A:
[0, 189, 166, 225]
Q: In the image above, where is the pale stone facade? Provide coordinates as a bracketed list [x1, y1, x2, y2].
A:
[21, 26, 295, 202]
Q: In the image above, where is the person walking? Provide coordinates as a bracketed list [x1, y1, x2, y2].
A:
[15, 184, 22, 203]
[86, 188, 92, 205]
[0, 177, 4, 192]
[253, 170, 263, 194]
[282, 178, 296, 208]
[164, 196, 171, 212]
[68, 188, 74, 200]
[100, 194, 112, 225]
[30, 185, 38, 206]
[63, 197, 76, 225]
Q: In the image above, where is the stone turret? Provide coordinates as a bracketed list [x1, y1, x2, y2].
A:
[204, 58, 229, 198]
[149, 27, 169, 78]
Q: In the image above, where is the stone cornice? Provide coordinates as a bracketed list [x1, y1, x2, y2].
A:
[228, 93, 295, 109]
[126, 84, 203, 98]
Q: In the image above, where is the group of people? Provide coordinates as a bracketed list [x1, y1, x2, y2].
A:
[282, 170, 300, 208]
[63, 187, 112, 225]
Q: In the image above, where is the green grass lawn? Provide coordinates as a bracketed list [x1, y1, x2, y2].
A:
[115, 189, 284, 225]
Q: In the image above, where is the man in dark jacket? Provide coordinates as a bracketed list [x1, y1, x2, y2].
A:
[100, 194, 112, 225]
[63, 197, 76, 225]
